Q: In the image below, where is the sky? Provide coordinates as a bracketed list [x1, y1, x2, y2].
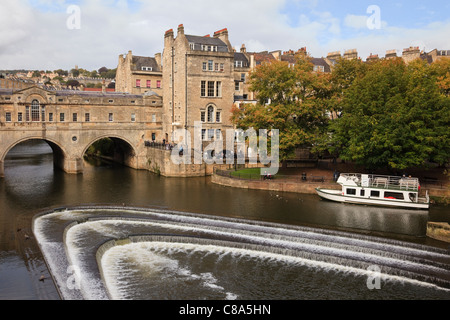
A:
[1, 0, 449, 71]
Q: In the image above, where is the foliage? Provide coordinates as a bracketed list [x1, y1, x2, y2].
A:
[327, 58, 449, 170]
[86, 138, 115, 157]
[231, 56, 332, 161]
[66, 79, 80, 87]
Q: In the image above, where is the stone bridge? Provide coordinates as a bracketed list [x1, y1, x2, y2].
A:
[0, 86, 164, 177]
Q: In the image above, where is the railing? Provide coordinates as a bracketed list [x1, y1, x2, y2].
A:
[338, 173, 421, 191]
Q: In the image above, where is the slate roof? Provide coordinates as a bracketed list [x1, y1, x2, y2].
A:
[131, 56, 161, 72]
[234, 52, 249, 66]
[311, 58, 332, 73]
[185, 35, 229, 52]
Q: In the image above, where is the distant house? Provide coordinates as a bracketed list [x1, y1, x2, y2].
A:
[115, 50, 163, 95]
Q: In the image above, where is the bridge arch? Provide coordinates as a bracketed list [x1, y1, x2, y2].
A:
[1, 137, 69, 176]
[81, 135, 139, 170]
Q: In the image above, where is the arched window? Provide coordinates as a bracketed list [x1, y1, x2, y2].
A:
[31, 100, 40, 122]
[207, 105, 214, 123]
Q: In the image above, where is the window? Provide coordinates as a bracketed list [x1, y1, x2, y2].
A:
[241, 73, 246, 82]
[216, 129, 222, 140]
[215, 63, 219, 71]
[131, 113, 136, 122]
[136, 79, 141, 88]
[235, 81, 240, 91]
[384, 192, 404, 200]
[220, 63, 224, 72]
[26, 106, 30, 121]
[207, 106, 214, 122]
[216, 111, 221, 123]
[207, 81, 215, 97]
[49, 113, 53, 122]
[201, 111, 206, 123]
[201, 129, 206, 141]
[18, 112, 23, 122]
[60, 113, 65, 122]
[152, 114, 156, 123]
[202, 81, 222, 97]
[235, 61, 243, 68]
[41, 106, 45, 122]
[146, 80, 151, 88]
[314, 65, 325, 73]
[360, 190, 365, 196]
[202, 45, 217, 52]
[73, 113, 78, 122]
[6, 112, 11, 122]
[202, 62, 207, 71]
[208, 129, 215, 140]
[208, 60, 213, 71]
[141, 66, 152, 71]
[157, 80, 161, 88]
[189, 43, 195, 50]
[370, 190, 380, 197]
[31, 100, 40, 122]
[201, 81, 206, 97]
[109, 113, 114, 122]
[346, 189, 356, 195]
[215, 81, 222, 97]
[85, 113, 90, 122]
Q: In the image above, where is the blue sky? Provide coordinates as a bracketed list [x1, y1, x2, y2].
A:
[1, 0, 449, 70]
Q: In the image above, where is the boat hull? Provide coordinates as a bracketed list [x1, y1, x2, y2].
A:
[316, 188, 429, 210]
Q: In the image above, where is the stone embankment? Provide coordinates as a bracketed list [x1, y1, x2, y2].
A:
[211, 173, 340, 194]
[427, 223, 450, 243]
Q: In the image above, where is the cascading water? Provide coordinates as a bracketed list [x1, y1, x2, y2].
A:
[33, 206, 450, 300]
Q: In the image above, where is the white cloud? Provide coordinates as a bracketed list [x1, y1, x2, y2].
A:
[0, 0, 449, 71]
[344, 14, 368, 30]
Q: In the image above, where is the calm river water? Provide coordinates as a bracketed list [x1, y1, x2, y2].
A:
[0, 140, 449, 300]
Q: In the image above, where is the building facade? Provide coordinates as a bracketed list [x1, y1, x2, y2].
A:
[116, 50, 163, 95]
[162, 25, 235, 148]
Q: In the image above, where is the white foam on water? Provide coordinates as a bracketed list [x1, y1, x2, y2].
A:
[34, 208, 450, 300]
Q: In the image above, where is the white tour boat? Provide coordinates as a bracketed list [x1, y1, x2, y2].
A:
[316, 173, 430, 210]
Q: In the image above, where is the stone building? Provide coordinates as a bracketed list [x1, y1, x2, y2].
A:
[0, 86, 163, 143]
[402, 46, 421, 64]
[115, 50, 163, 95]
[427, 49, 450, 63]
[162, 25, 235, 148]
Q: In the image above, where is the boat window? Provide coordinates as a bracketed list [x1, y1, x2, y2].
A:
[384, 192, 404, 200]
[409, 193, 417, 202]
[346, 189, 356, 195]
[360, 190, 365, 196]
[370, 190, 380, 197]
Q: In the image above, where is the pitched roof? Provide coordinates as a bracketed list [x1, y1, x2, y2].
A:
[311, 58, 331, 73]
[185, 35, 229, 52]
[253, 52, 276, 65]
[131, 56, 161, 72]
[234, 52, 249, 64]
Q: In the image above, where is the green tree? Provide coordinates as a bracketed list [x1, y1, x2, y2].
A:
[328, 58, 449, 170]
[71, 68, 80, 77]
[232, 56, 331, 162]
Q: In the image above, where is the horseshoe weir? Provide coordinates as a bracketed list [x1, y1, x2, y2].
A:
[33, 206, 450, 300]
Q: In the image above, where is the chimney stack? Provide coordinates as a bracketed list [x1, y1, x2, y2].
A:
[177, 24, 184, 35]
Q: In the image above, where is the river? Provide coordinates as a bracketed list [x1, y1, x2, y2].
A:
[0, 140, 449, 300]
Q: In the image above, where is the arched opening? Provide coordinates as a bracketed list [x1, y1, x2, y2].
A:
[83, 137, 137, 169]
[2, 139, 67, 178]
